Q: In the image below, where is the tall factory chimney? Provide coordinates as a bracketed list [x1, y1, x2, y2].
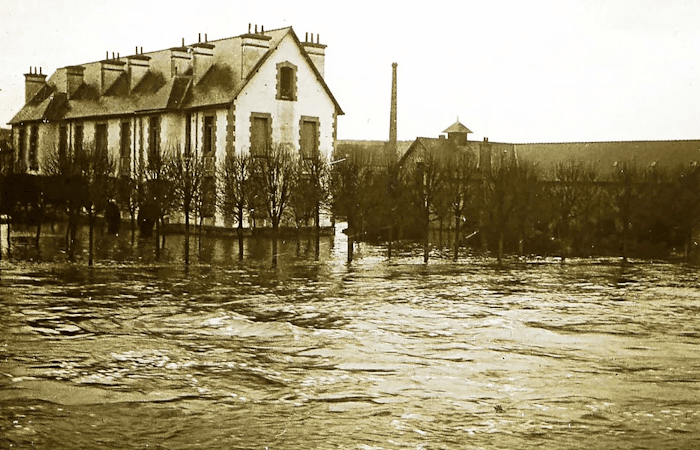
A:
[389, 63, 398, 154]
[389, 62, 398, 157]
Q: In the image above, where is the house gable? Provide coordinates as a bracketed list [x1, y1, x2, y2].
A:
[233, 30, 340, 158]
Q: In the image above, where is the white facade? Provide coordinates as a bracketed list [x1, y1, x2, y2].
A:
[10, 26, 342, 229]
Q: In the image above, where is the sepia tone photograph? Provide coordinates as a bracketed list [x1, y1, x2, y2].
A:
[1, 0, 699, 448]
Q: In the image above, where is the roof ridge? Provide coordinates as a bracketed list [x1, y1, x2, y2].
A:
[515, 139, 700, 145]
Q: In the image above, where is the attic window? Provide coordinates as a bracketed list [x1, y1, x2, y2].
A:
[276, 62, 297, 101]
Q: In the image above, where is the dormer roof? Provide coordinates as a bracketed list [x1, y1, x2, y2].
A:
[9, 26, 343, 125]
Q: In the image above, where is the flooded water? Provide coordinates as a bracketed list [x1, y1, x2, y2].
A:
[1, 224, 700, 449]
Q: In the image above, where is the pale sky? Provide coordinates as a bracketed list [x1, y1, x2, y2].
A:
[1, 0, 699, 143]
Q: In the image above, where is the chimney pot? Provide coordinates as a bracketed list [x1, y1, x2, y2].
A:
[248, 23, 251, 33]
[317, 34, 320, 44]
[205, 33, 208, 42]
[305, 32, 308, 42]
[140, 46, 143, 54]
[198, 33, 201, 43]
[261, 25, 264, 32]
[39, 67, 42, 75]
[310, 33, 314, 42]
[255, 24, 258, 33]
[182, 37, 185, 46]
[484, 137, 489, 142]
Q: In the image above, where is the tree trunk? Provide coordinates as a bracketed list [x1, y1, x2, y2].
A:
[272, 222, 279, 267]
[237, 211, 244, 261]
[88, 212, 94, 267]
[67, 210, 77, 262]
[130, 210, 136, 241]
[497, 232, 504, 265]
[423, 214, 430, 264]
[518, 230, 524, 256]
[184, 207, 190, 266]
[622, 219, 629, 264]
[315, 203, 320, 261]
[155, 217, 161, 260]
[388, 221, 393, 260]
[454, 214, 460, 261]
[347, 220, 354, 264]
[35, 203, 43, 250]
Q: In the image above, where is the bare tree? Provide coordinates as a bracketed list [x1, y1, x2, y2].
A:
[485, 151, 520, 264]
[330, 144, 372, 263]
[445, 148, 479, 260]
[219, 150, 252, 260]
[671, 164, 700, 261]
[510, 160, 542, 256]
[250, 143, 298, 267]
[290, 149, 329, 259]
[547, 159, 600, 259]
[140, 144, 176, 260]
[45, 142, 116, 265]
[609, 160, 642, 263]
[402, 147, 446, 263]
[169, 147, 205, 265]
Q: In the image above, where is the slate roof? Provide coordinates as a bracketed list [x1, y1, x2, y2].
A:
[399, 137, 481, 166]
[442, 120, 472, 134]
[516, 140, 700, 175]
[10, 26, 343, 125]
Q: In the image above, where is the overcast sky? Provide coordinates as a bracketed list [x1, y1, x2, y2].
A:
[1, 0, 699, 143]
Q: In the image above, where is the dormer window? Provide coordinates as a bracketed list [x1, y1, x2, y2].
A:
[276, 62, 297, 101]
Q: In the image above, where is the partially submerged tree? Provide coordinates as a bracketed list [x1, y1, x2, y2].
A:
[609, 160, 643, 263]
[484, 150, 520, 264]
[444, 147, 479, 260]
[671, 164, 700, 261]
[547, 159, 599, 259]
[219, 150, 252, 260]
[140, 144, 176, 259]
[43, 141, 116, 265]
[402, 147, 446, 263]
[330, 144, 372, 263]
[250, 143, 298, 267]
[169, 147, 205, 265]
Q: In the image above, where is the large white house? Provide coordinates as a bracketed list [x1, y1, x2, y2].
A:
[9, 25, 343, 224]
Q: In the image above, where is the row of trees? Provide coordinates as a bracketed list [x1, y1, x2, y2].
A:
[331, 143, 700, 264]
[33, 141, 329, 266]
[4, 139, 700, 266]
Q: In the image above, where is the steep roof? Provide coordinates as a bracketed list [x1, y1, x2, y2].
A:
[10, 26, 342, 124]
[400, 137, 480, 166]
[442, 120, 472, 134]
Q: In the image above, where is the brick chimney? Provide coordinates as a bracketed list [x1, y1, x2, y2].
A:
[241, 24, 271, 79]
[479, 137, 492, 174]
[127, 50, 151, 92]
[24, 67, 47, 103]
[65, 65, 85, 99]
[100, 53, 126, 95]
[301, 32, 326, 77]
[170, 39, 191, 76]
[389, 62, 398, 155]
[192, 38, 215, 84]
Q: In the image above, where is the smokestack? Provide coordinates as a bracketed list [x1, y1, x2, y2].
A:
[389, 62, 398, 154]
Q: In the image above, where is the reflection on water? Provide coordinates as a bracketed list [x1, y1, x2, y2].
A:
[1, 224, 700, 449]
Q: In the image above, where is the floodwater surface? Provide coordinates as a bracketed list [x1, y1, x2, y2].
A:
[1, 225, 699, 449]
